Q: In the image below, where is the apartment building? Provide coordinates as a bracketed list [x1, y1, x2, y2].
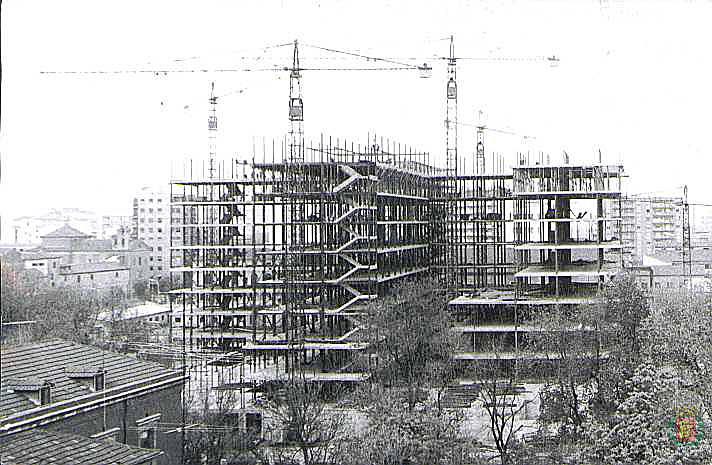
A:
[607, 196, 683, 264]
[132, 187, 172, 280]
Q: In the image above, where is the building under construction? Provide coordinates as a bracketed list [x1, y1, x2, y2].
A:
[166, 38, 625, 395]
[168, 139, 625, 390]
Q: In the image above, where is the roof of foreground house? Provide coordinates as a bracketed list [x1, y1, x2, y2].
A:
[0, 429, 163, 465]
[0, 340, 180, 418]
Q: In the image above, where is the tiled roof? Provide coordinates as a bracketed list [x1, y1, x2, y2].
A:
[3, 378, 50, 391]
[0, 429, 162, 465]
[40, 225, 92, 239]
[0, 340, 178, 418]
[58, 262, 129, 275]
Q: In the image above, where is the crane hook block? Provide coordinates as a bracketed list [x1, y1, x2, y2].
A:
[447, 78, 457, 99]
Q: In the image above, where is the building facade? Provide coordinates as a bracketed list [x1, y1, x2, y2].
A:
[132, 187, 172, 280]
[16, 224, 151, 296]
[607, 196, 683, 264]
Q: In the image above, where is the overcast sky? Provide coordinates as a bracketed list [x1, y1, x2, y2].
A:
[2, 0, 712, 238]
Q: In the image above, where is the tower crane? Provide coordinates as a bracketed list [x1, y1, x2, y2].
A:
[288, 40, 304, 164]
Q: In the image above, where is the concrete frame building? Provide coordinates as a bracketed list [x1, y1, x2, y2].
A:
[167, 137, 626, 397]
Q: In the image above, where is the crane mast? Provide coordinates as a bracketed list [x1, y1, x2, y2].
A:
[444, 35, 458, 292]
[288, 39, 304, 163]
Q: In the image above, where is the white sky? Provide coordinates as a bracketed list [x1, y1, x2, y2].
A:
[2, 0, 712, 238]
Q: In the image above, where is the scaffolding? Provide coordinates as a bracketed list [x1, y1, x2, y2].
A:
[170, 136, 440, 393]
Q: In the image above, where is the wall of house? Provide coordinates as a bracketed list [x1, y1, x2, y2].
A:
[43, 384, 183, 465]
[58, 269, 130, 296]
[23, 258, 61, 278]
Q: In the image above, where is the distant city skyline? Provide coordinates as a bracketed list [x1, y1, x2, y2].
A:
[2, 1, 712, 239]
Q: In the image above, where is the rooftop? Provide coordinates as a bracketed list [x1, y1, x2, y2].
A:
[97, 303, 171, 322]
[0, 429, 162, 465]
[40, 224, 93, 239]
[58, 262, 129, 275]
[0, 340, 178, 418]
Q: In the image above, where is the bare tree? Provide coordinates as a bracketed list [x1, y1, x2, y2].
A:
[363, 277, 460, 411]
[524, 303, 600, 441]
[471, 345, 532, 465]
[259, 378, 348, 465]
[342, 383, 478, 465]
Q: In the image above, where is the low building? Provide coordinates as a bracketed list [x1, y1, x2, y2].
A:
[635, 249, 712, 291]
[18, 224, 152, 296]
[57, 262, 131, 296]
[0, 340, 187, 465]
[96, 302, 173, 345]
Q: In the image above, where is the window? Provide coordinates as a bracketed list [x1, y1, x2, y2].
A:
[157, 246, 162, 251]
[149, 208, 154, 213]
[157, 198, 163, 203]
[157, 208, 162, 213]
[136, 414, 160, 449]
[149, 218, 154, 223]
[157, 228, 162, 233]
[77, 276, 81, 283]
[138, 257, 142, 265]
[149, 198, 154, 203]
[150, 257, 154, 261]
[157, 266, 162, 270]
[140, 227, 145, 233]
[90, 274, 94, 280]
[149, 266, 154, 271]
[115, 272, 119, 277]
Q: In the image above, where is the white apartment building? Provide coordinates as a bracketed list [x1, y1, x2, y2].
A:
[132, 187, 171, 279]
[608, 196, 683, 264]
